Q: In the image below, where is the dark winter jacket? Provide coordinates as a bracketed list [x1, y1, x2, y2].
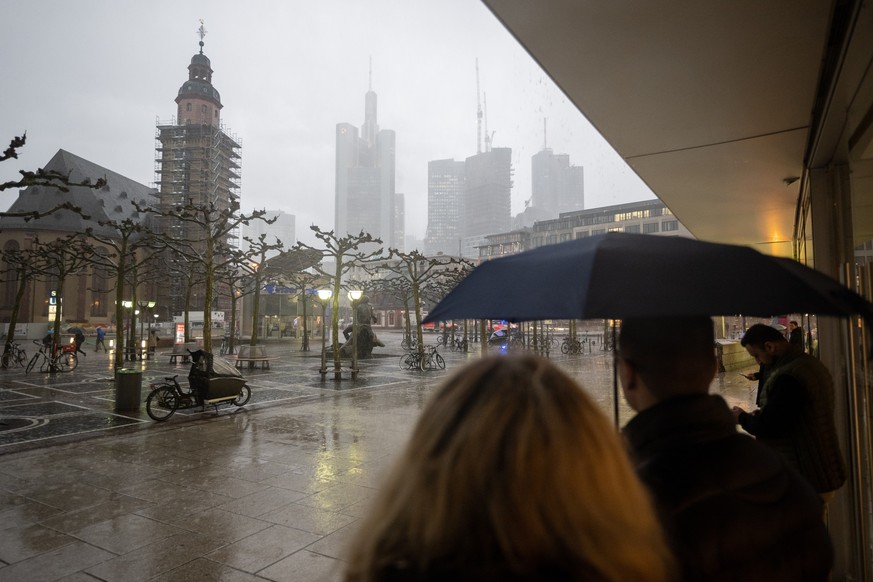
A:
[624, 394, 832, 581]
[738, 350, 846, 493]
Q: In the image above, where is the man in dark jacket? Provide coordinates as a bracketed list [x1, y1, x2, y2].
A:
[619, 317, 831, 581]
[789, 320, 805, 351]
[734, 323, 846, 498]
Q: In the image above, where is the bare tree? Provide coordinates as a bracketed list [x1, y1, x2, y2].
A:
[138, 198, 274, 353]
[0, 245, 41, 367]
[377, 249, 473, 360]
[293, 226, 383, 379]
[1, 133, 106, 220]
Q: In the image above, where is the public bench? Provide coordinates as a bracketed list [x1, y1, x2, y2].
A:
[232, 344, 275, 370]
[233, 356, 276, 370]
[162, 342, 199, 364]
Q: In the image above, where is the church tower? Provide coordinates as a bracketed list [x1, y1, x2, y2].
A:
[155, 22, 241, 316]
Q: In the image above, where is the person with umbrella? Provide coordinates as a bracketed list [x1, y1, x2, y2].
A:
[618, 317, 832, 580]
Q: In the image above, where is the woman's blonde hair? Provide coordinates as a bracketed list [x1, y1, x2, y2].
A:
[344, 355, 675, 581]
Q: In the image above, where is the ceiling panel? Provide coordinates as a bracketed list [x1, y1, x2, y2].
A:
[483, 0, 833, 254]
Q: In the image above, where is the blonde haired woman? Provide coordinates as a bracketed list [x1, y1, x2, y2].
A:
[344, 355, 675, 581]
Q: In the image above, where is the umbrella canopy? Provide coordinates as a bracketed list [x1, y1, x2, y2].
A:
[424, 233, 873, 323]
[67, 326, 85, 335]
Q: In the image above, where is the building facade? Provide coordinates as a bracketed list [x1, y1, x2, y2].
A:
[154, 34, 241, 316]
[242, 210, 296, 259]
[0, 150, 157, 333]
[334, 81, 396, 249]
[478, 199, 692, 260]
[424, 159, 466, 256]
[531, 148, 584, 217]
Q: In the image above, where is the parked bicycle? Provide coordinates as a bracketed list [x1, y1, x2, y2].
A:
[146, 349, 251, 421]
[25, 340, 78, 374]
[448, 337, 468, 352]
[399, 345, 445, 371]
[561, 336, 583, 355]
[1, 343, 27, 368]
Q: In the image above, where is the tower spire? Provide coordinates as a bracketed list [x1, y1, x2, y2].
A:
[197, 19, 207, 54]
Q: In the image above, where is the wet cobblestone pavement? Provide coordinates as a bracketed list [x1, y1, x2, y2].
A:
[0, 331, 757, 580]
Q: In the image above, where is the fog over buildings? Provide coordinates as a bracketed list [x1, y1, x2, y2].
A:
[0, 1, 656, 248]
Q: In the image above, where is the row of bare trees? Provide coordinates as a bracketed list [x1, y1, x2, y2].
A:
[1, 135, 475, 376]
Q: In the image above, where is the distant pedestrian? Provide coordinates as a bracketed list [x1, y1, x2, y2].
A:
[789, 320, 804, 351]
[95, 326, 106, 352]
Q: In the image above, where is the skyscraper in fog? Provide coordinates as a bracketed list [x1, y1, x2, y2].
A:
[425, 159, 466, 256]
[462, 147, 512, 255]
[335, 75, 395, 248]
[155, 28, 241, 314]
[243, 210, 295, 260]
[531, 148, 584, 217]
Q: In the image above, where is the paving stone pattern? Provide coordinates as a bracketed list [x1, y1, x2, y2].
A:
[0, 331, 757, 580]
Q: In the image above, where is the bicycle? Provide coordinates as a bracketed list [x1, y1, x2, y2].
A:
[146, 374, 251, 421]
[561, 336, 582, 355]
[1, 342, 27, 368]
[420, 345, 446, 371]
[448, 337, 468, 352]
[26, 340, 78, 374]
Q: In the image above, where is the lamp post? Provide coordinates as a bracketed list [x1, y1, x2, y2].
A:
[300, 289, 311, 352]
[137, 300, 156, 360]
[121, 300, 133, 360]
[317, 289, 332, 381]
[348, 289, 362, 380]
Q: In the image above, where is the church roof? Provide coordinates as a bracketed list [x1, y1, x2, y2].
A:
[0, 149, 157, 239]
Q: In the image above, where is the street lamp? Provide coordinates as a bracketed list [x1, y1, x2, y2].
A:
[300, 289, 312, 352]
[348, 289, 363, 380]
[137, 300, 156, 360]
[317, 289, 332, 381]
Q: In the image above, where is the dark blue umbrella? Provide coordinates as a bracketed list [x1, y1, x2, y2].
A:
[424, 233, 873, 323]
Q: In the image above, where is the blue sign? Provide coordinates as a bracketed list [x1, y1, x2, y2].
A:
[263, 284, 296, 294]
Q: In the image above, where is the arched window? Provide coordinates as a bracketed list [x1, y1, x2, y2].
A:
[186, 103, 192, 112]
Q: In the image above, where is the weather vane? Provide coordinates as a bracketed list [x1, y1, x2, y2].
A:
[197, 19, 207, 53]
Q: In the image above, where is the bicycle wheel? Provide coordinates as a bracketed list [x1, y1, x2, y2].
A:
[400, 353, 415, 370]
[146, 386, 179, 421]
[561, 342, 570, 354]
[25, 353, 41, 374]
[400, 337, 411, 349]
[58, 353, 78, 372]
[15, 349, 27, 367]
[436, 335, 446, 346]
[435, 353, 446, 370]
[232, 384, 251, 406]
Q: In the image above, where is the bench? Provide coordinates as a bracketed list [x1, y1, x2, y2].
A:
[234, 356, 276, 370]
[161, 342, 199, 365]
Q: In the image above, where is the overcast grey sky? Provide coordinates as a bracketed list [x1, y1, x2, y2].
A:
[0, 0, 654, 245]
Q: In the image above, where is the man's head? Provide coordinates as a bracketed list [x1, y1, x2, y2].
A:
[789, 320, 799, 330]
[617, 317, 716, 411]
[741, 323, 790, 366]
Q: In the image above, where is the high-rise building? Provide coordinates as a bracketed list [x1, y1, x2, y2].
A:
[242, 210, 296, 259]
[393, 193, 405, 252]
[334, 75, 395, 249]
[155, 27, 241, 315]
[462, 147, 513, 257]
[531, 148, 584, 217]
[425, 159, 466, 256]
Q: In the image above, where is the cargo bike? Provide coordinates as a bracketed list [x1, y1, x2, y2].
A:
[146, 350, 251, 421]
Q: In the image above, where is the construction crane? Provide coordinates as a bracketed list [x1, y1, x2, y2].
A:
[476, 59, 483, 154]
